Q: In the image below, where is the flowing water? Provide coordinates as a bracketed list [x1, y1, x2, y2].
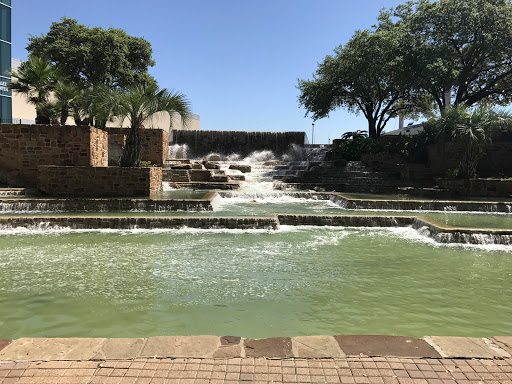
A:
[0, 227, 510, 339]
[1, 153, 511, 339]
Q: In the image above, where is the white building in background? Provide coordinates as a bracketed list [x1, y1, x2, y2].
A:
[10, 58, 200, 131]
[383, 123, 424, 136]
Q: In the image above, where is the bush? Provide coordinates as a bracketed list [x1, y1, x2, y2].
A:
[327, 127, 439, 163]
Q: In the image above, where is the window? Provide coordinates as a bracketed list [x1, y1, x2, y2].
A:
[0, 94, 11, 122]
[0, 4, 10, 42]
[0, 42, 10, 78]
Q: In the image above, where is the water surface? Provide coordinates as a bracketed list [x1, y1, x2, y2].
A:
[0, 227, 510, 339]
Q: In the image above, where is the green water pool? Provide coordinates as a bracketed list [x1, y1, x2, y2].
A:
[0, 227, 511, 339]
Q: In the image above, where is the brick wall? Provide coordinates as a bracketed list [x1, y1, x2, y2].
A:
[103, 128, 169, 166]
[37, 166, 162, 197]
[0, 124, 108, 187]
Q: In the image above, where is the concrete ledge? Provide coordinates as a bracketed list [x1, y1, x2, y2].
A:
[334, 335, 441, 358]
[424, 336, 510, 359]
[491, 336, 512, 355]
[0, 340, 11, 353]
[140, 336, 221, 358]
[0, 338, 106, 361]
[0, 335, 510, 361]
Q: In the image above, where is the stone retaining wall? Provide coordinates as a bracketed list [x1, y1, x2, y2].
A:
[0, 216, 278, 230]
[0, 196, 214, 212]
[428, 141, 512, 177]
[171, 129, 306, 158]
[437, 178, 512, 198]
[0, 124, 108, 187]
[37, 166, 162, 197]
[103, 128, 169, 166]
[107, 134, 126, 166]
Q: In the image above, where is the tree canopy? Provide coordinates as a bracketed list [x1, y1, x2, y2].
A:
[298, 28, 429, 138]
[299, 0, 512, 138]
[27, 17, 156, 89]
[380, 0, 512, 111]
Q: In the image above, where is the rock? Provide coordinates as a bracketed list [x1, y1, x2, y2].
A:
[171, 163, 192, 169]
[210, 175, 230, 182]
[229, 164, 251, 173]
[208, 154, 222, 161]
[189, 170, 212, 182]
[229, 174, 245, 181]
[204, 162, 220, 169]
[191, 163, 205, 170]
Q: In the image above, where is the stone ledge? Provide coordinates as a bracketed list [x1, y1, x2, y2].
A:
[425, 336, 511, 359]
[0, 335, 509, 361]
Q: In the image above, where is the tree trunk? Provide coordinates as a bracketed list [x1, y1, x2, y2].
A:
[120, 126, 143, 167]
[367, 119, 377, 139]
[60, 106, 69, 126]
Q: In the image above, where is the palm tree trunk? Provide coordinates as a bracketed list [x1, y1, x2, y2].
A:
[120, 127, 143, 167]
[60, 106, 69, 126]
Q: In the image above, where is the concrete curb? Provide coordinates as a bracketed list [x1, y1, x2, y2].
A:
[0, 335, 510, 361]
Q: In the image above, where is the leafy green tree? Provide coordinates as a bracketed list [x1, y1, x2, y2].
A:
[380, 0, 512, 111]
[109, 85, 191, 167]
[429, 105, 512, 177]
[298, 28, 430, 138]
[27, 17, 156, 89]
[9, 57, 59, 124]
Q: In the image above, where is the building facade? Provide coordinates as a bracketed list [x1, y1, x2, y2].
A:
[0, 0, 11, 123]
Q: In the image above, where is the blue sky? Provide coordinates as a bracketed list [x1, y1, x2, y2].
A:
[12, 0, 410, 143]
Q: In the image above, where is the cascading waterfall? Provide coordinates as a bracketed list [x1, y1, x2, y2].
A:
[169, 143, 190, 159]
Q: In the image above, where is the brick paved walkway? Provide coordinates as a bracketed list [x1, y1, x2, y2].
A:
[2, 356, 512, 384]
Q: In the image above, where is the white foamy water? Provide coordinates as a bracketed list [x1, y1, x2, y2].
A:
[1, 224, 511, 252]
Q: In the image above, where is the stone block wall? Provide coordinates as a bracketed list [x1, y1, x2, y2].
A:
[37, 166, 162, 197]
[90, 127, 109, 166]
[428, 141, 512, 177]
[142, 129, 169, 165]
[103, 128, 169, 166]
[437, 178, 512, 197]
[108, 134, 126, 166]
[0, 124, 108, 187]
[171, 130, 306, 158]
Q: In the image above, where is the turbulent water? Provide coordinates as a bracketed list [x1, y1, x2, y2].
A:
[0, 226, 511, 339]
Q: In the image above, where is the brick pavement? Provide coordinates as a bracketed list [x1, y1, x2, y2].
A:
[1, 356, 512, 384]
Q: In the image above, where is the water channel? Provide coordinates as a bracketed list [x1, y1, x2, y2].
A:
[0, 154, 511, 339]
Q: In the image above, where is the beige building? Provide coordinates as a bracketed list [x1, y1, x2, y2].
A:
[11, 58, 200, 132]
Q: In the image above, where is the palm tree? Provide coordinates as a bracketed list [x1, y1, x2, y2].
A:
[431, 105, 512, 178]
[71, 85, 118, 128]
[9, 57, 59, 124]
[341, 130, 368, 141]
[53, 81, 80, 125]
[110, 85, 191, 167]
[36, 101, 60, 125]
